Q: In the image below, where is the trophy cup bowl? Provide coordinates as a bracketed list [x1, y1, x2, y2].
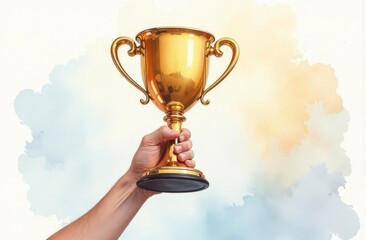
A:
[111, 27, 239, 193]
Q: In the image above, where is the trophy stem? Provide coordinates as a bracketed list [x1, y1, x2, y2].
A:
[164, 103, 186, 128]
[162, 104, 186, 167]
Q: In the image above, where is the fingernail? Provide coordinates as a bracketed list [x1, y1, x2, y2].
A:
[179, 135, 185, 141]
[175, 145, 182, 152]
[179, 153, 186, 160]
[186, 160, 192, 167]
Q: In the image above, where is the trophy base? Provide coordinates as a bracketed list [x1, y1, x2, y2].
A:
[136, 166, 209, 193]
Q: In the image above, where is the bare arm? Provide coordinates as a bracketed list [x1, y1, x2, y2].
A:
[48, 126, 194, 240]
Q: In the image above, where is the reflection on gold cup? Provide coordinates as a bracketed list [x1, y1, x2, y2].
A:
[111, 27, 239, 193]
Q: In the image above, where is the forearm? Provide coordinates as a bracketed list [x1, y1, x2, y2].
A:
[48, 172, 148, 240]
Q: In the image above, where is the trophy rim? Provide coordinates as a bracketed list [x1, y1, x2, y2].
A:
[136, 26, 215, 42]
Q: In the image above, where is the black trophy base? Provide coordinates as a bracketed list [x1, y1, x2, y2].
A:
[136, 167, 209, 193]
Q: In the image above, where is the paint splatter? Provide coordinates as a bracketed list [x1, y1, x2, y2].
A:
[205, 166, 359, 240]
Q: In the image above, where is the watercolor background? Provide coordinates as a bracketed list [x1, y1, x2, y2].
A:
[0, 0, 364, 239]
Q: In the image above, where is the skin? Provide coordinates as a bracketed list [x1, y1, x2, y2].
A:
[48, 126, 195, 240]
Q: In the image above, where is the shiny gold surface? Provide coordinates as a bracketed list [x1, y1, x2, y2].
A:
[111, 36, 150, 104]
[111, 27, 239, 189]
[142, 166, 205, 178]
[111, 27, 239, 111]
[201, 37, 239, 105]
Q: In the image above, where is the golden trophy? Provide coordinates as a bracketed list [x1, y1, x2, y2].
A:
[111, 27, 239, 193]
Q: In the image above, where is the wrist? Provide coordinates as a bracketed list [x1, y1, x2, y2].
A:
[123, 169, 160, 199]
[124, 168, 141, 185]
[120, 170, 152, 200]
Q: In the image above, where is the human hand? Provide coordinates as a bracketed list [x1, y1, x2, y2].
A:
[126, 126, 195, 196]
[49, 126, 194, 240]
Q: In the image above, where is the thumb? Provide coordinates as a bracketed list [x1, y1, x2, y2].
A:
[141, 126, 180, 146]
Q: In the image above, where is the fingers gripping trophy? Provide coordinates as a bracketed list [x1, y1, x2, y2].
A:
[111, 27, 239, 193]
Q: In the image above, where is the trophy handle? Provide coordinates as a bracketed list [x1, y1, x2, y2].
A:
[200, 37, 239, 105]
[111, 37, 150, 104]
